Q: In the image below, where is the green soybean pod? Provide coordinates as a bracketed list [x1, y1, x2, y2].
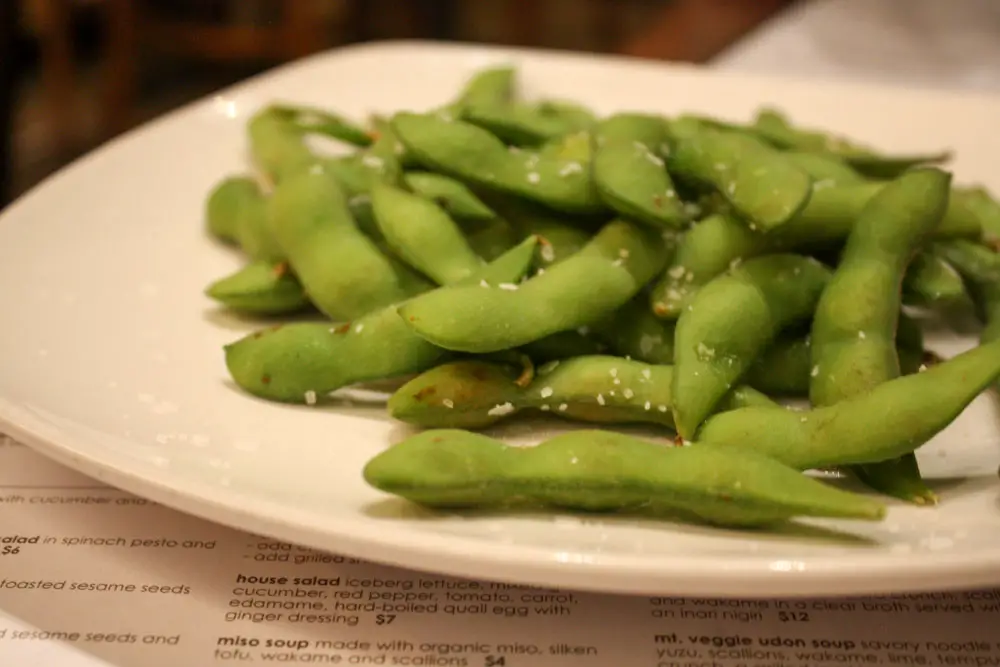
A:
[592, 113, 687, 228]
[462, 103, 588, 147]
[902, 249, 970, 308]
[746, 312, 925, 397]
[402, 171, 497, 222]
[387, 356, 769, 431]
[782, 151, 868, 186]
[751, 107, 951, 179]
[362, 429, 886, 526]
[697, 336, 1000, 471]
[485, 195, 595, 267]
[590, 295, 676, 365]
[391, 112, 607, 215]
[224, 236, 540, 403]
[204, 176, 284, 262]
[809, 167, 951, 505]
[444, 64, 517, 115]
[370, 182, 485, 285]
[205, 260, 310, 316]
[667, 125, 813, 232]
[268, 103, 373, 148]
[671, 254, 831, 440]
[933, 239, 1000, 350]
[649, 181, 980, 320]
[397, 219, 669, 354]
[247, 107, 319, 185]
[265, 166, 423, 321]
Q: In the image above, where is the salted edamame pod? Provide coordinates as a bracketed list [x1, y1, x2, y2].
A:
[462, 102, 592, 147]
[397, 219, 669, 354]
[388, 356, 771, 431]
[649, 181, 979, 319]
[362, 429, 886, 526]
[441, 64, 517, 115]
[751, 107, 950, 179]
[224, 236, 540, 403]
[592, 113, 687, 228]
[589, 295, 676, 365]
[247, 107, 321, 185]
[205, 260, 310, 316]
[671, 254, 832, 440]
[746, 312, 925, 397]
[666, 125, 813, 232]
[698, 336, 1000, 471]
[809, 168, 951, 504]
[370, 182, 485, 285]
[391, 112, 607, 215]
[205, 176, 284, 262]
[268, 103, 373, 148]
[266, 166, 426, 321]
[401, 171, 497, 222]
[902, 249, 970, 308]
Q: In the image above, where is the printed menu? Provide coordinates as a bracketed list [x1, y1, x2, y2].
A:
[1, 433, 999, 666]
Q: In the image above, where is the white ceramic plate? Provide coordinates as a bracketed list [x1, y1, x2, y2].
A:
[2, 41, 1000, 598]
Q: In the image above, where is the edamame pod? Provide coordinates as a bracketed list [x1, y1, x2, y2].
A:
[442, 65, 517, 115]
[370, 182, 484, 285]
[462, 102, 593, 147]
[485, 196, 595, 267]
[224, 237, 540, 403]
[650, 182, 979, 319]
[933, 239, 1000, 348]
[590, 295, 676, 364]
[402, 171, 497, 222]
[746, 313, 925, 397]
[388, 356, 771, 431]
[667, 125, 813, 232]
[397, 219, 669, 354]
[782, 151, 867, 186]
[205, 261, 310, 316]
[592, 113, 687, 228]
[362, 429, 887, 526]
[247, 107, 319, 185]
[698, 337, 1000, 471]
[809, 168, 951, 504]
[672, 254, 832, 440]
[268, 103, 372, 148]
[205, 176, 284, 262]
[751, 108, 951, 179]
[266, 166, 426, 321]
[463, 218, 520, 262]
[391, 112, 607, 215]
[902, 250, 969, 308]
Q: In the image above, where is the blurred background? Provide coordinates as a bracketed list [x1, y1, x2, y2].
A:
[0, 0, 795, 207]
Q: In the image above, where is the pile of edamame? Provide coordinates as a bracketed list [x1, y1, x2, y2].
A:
[205, 64, 1000, 531]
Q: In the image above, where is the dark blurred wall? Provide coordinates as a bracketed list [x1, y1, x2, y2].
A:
[1, 1, 19, 206]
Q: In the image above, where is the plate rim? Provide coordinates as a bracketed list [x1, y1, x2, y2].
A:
[3, 38, 1000, 599]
